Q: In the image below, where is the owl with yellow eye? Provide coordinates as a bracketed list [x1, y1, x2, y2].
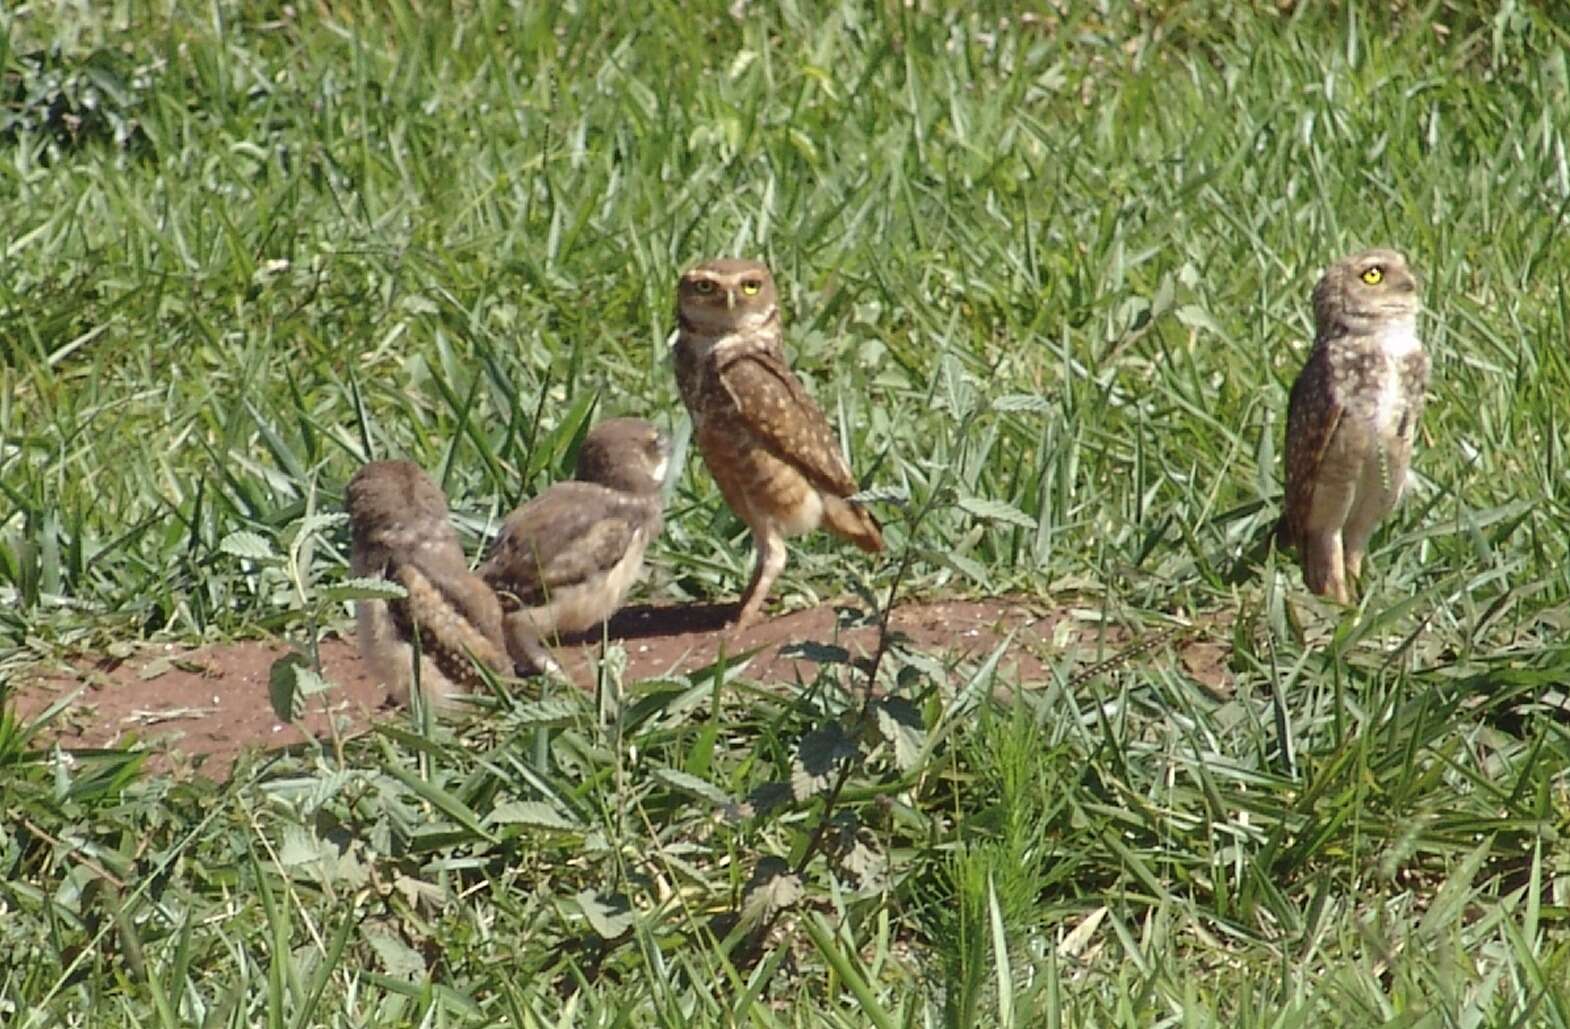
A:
[673, 258, 883, 629]
[1278, 247, 1430, 605]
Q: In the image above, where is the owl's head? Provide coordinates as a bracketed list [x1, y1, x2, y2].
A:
[346, 460, 451, 548]
[676, 258, 779, 334]
[1313, 248, 1420, 328]
[575, 417, 672, 496]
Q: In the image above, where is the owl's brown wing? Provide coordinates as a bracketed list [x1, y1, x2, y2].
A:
[1278, 345, 1344, 549]
[481, 483, 653, 608]
[392, 548, 507, 648]
[382, 554, 509, 680]
[715, 351, 861, 498]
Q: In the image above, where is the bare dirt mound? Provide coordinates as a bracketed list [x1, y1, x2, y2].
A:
[9, 597, 1230, 779]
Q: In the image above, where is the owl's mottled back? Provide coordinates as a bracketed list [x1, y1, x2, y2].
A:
[346, 460, 509, 707]
[347, 460, 461, 568]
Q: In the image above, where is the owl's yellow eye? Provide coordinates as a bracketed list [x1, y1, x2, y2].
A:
[1361, 267, 1384, 285]
[740, 280, 762, 296]
[693, 280, 716, 295]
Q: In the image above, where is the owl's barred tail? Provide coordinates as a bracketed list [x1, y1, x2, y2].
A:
[824, 496, 884, 553]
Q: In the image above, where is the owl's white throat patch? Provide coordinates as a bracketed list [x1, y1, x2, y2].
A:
[1371, 319, 1421, 435]
[1376, 319, 1421, 359]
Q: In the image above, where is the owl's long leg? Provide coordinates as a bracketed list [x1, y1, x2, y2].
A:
[735, 523, 787, 630]
[1342, 451, 1404, 597]
[1343, 529, 1372, 594]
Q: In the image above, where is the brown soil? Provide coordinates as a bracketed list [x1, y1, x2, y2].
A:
[8, 597, 1231, 779]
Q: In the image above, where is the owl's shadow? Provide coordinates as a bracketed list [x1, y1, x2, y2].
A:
[567, 602, 737, 643]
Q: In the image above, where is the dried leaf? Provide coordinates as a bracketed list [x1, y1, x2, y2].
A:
[1058, 905, 1108, 958]
[393, 874, 448, 913]
[137, 657, 173, 681]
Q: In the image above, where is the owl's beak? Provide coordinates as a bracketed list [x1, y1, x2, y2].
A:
[725, 290, 736, 311]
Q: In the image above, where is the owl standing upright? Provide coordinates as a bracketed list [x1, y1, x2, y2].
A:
[480, 417, 670, 676]
[673, 258, 883, 629]
[1278, 248, 1429, 605]
[345, 460, 511, 708]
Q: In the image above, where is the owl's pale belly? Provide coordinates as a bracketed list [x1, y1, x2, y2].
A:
[522, 527, 650, 634]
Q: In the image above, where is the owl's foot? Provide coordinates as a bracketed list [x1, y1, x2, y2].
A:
[502, 616, 568, 681]
[730, 600, 765, 632]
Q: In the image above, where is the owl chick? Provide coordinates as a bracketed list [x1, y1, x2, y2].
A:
[1278, 248, 1429, 604]
[345, 460, 510, 708]
[673, 258, 883, 629]
[480, 417, 670, 675]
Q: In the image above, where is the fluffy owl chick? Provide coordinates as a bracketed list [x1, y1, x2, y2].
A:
[1278, 248, 1429, 604]
[480, 418, 670, 675]
[346, 461, 510, 709]
[674, 258, 883, 629]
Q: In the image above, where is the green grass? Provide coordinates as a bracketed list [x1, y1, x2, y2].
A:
[4, 0, 1570, 1023]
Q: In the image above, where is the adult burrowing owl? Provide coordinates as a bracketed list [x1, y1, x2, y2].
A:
[480, 417, 670, 675]
[1278, 248, 1429, 604]
[346, 461, 510, 708]
[674, 258, 883, 629]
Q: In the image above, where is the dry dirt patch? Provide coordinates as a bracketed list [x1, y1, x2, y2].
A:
[10, 597, 1230, 778]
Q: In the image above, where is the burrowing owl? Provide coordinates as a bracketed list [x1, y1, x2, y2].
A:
[345, 460, 510, 708]
[1278, 248, 1429, 604]
[480, 417, 670, 675]
[674, 258, 883, 629]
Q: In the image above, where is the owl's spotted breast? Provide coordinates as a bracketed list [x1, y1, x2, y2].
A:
[1329, 321, 1428, 439]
